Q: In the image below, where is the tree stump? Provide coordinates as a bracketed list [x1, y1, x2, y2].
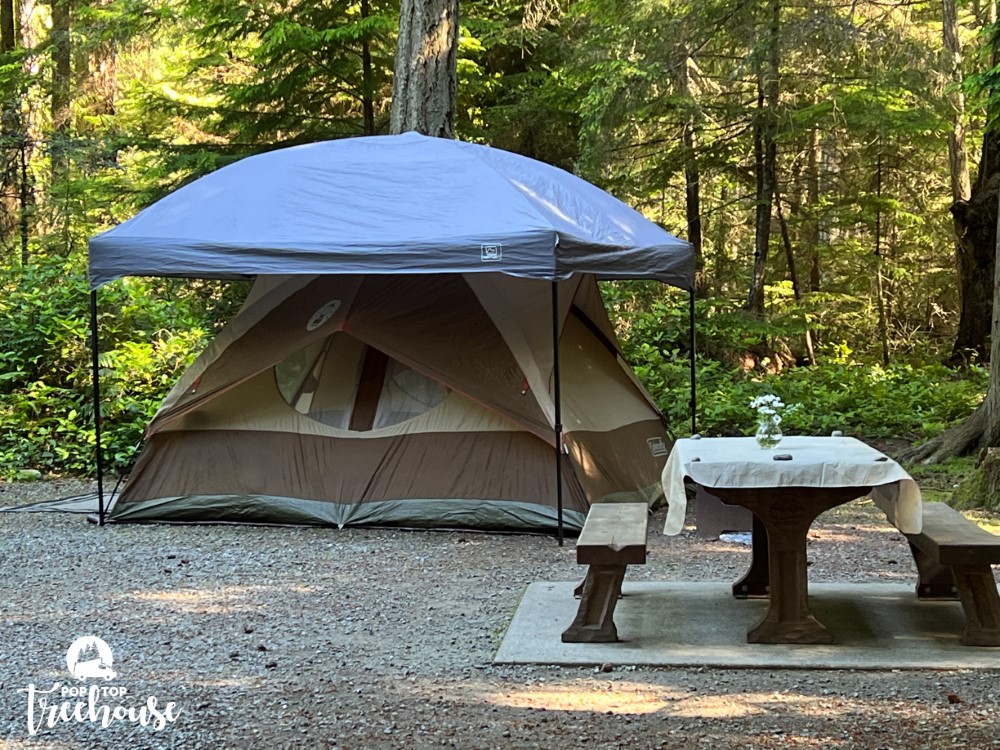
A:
[952, 447, 1000, 512]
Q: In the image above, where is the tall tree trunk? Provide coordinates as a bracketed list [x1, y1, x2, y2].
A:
[774, 185, 816, 364]
[774, 184, 816, 365]
[949, 130, 999, 367]
[15, 0, 36, 263]
[746, 0, 780, 316]
[390, 0, 458, 138]
[900, 131, 1000, 463]
[679, 56, 704, 294]
[50, 0, 72, 182]
[90, 43, 117, 118]
[713, 183, 730, 294]
[806, 124, 821, 294]
[944, 0, 972, 204]
[0, 0, 16, 256]
[874, 152, 891, 366]
[0, 0, 11, 50]
[945, 0, 980, 365]
[985, 211, 1000, 446]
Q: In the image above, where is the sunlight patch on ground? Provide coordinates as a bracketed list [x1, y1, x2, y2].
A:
[974, 517, 1000, 533]
[125, 585, 315, 614]
[454, 682, 853, 720]
[807, 526, 902, 543]
[478, 683, 680, 714]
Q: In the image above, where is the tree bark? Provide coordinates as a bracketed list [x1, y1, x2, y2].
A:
[746, 0, 780, 317]
[901, 174, 1000, 463]
[15, 0, 36, 264]
[948, 129, 999, 366]
[389, 0, 458, 138]
[984, 192, 1000, 447]
[713, 183, 730, 294]
[806, 124, 821, 294]
[774, 185, 816, 364]
[0, 0, 12, 53]
[944, 0, 972, 204]
[945, 0, 981, 365]
[874, 152, 891, 366]
[0, 0, 16, 254]
[678, 56, 704, 294]
[50, 0, 72, 181]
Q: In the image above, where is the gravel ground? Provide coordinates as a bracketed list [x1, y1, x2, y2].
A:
[1, 479, 998, 750]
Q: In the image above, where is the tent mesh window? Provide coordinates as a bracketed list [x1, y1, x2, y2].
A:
[275, 333, 449, 431]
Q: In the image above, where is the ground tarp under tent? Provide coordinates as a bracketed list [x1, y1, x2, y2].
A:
[87, 132, 694, 532]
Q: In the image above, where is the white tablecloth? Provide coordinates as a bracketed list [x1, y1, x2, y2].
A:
[660, 436, 922, 536]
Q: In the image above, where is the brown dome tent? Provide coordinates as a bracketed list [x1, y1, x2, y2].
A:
[87, 133, 694, 534]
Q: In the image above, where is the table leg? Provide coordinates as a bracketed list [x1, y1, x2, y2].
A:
[733, 514, 769, 598]
[712, 486, 870, 645]
[748, 511, 829, 644]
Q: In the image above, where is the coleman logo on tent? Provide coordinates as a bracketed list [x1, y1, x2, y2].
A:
[480, 243, 503, 262]
[306, 300, 342, 331]
[647, 437, 668, 457]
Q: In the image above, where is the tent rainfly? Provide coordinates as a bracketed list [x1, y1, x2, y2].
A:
[87, 132, 695, 537]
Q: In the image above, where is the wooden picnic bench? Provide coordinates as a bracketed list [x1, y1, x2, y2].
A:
[903, 501, 1000, 646]
[561, 503, 648, 644]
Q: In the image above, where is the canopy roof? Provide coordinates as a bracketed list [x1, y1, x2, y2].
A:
[88, 132, 694, 289]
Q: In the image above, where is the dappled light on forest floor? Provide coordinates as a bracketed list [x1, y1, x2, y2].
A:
[125, 584, 315, 615]
[478, 683, 680, 715]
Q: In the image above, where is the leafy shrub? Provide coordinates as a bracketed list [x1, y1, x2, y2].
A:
[624, 330, 986, 441]
[0, 254, 245, 478]
[602, 282, 987, 442]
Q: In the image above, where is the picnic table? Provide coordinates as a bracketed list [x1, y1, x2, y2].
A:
[661, 436, 923, 644]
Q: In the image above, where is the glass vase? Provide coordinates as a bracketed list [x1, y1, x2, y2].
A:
[755, 419, 782, 449]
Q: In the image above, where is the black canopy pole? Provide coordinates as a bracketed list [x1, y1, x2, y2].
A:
[551, 280, 564, 546]
[89, 289, 106, 525]
[689, 288, 697, 434]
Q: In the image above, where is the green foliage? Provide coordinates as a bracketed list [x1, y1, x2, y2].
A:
[905, 456, 976, 504]
[178, 0, 397, 141]
[0, 0, 994, 483]
[459, 0, 582, 168]
[0, 254, 244, 479]
[604, 282, 988, 443]
[641, 347, 986, 443]
[950, 457, 1000, 512]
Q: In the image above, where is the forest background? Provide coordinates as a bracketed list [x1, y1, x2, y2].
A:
[0, 0, 996, 506]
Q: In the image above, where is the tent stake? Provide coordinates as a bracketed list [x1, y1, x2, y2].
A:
[552, 280, 564, 546]
[90, 289, 106, 525]
[689, 288, 697, 434]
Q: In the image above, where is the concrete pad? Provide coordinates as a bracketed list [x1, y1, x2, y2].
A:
[495, 582, 1000, 670]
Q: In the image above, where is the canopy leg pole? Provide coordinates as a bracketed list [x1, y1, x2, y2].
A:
[552, 280, 564, 547]
[90, 289, 106, 526]
[689, 288, 697, 435]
